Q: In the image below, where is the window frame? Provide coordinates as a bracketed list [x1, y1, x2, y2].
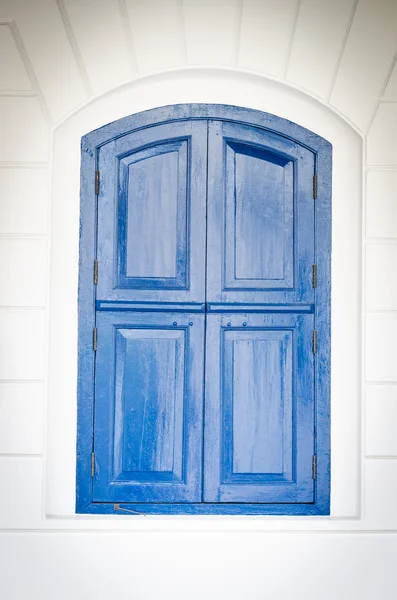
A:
[76, 103, 331, 516]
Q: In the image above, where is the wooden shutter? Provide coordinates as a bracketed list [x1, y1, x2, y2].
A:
[77, 106, 330, 515]
[92, 120, 207, 502]
[93, 312, 204, 503]
[204, 120, 316, 504]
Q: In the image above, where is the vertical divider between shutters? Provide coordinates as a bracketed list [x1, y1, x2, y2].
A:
[201, 119, 210, 502]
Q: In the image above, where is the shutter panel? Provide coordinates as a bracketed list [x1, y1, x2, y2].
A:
[93, 311, 205, 503]
[206, 120, 315, 306]
[96, 120, 207, 307]
[204, 313, 314, 503]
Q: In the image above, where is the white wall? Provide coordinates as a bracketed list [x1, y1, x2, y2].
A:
[1, 1, 397, 598]
[47, 71, 363, 523]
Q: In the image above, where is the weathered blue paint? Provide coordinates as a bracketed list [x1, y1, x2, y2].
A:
[76, 103, 332, 516]
[204, 313, 314, 503]
[81, 502, 326, 516]
[96, 120, 207, 304]
[206, 120, 315, 304]
[93, 311, 204, 503]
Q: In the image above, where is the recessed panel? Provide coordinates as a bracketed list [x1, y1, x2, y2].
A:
[126, 151, 179, 279]
[225, 331, 292, 481]
[226, 142, 294, 288]
[115, 329, 184, 481]
[114, 329, 184, 482]
[119, 140, 188, 289]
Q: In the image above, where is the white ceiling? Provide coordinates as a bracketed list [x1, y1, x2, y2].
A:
[0, 0, 396, 132]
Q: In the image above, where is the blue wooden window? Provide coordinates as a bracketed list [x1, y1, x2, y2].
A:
[76, 104, 331, 515]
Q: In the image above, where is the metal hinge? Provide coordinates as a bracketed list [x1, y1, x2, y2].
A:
[313, 330, 317, 354]
[93, 327, 97, 352]
[313, 174, 317, 199]
[312, 264, 317, 288]
[94, 260, 98, 285]
[95, 170, 100, 195]
[91, 452, 95, 477]
[312, 455, 317, 480]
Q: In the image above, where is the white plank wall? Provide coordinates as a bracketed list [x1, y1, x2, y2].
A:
[0, 1, 396, 597]
[183, 0, 243, 65]
[63, 0, 134, 94]
[286, 0, 356, 99]
[385, 61, 397, 97]
[126, 0, 186, 73]
[238, 0, 298, 77]
[1, 533, 397, 600]
[0, 23, 32, 91]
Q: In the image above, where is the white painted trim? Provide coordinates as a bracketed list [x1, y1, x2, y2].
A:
[45, 70, 362, 530]
[50, 66, 365, 135]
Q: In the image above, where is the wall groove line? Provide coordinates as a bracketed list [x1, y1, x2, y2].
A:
[364, 50, 397, 135]
[54, 0, 93, 97]
[233, 0, 244, 66]
[118, 0, 139, 77]
[283, 0, 301, 79]
[325, 0, 359, 103]
[6, 21, 53, 127]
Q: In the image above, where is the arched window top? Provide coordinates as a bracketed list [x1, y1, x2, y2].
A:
[81, 103, 332, 156]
